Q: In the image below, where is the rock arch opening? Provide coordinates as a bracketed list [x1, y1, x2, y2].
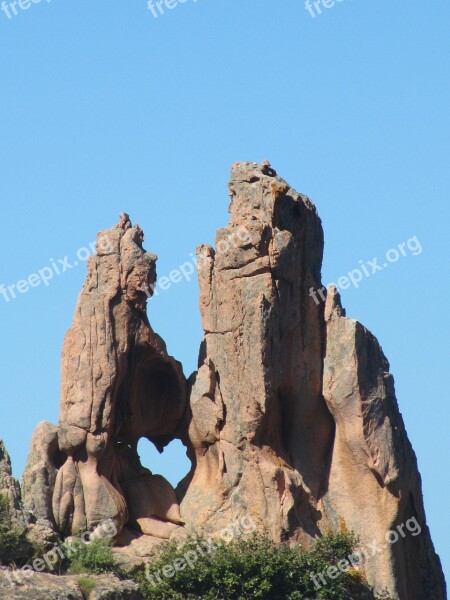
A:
[137, 437, 191, 490]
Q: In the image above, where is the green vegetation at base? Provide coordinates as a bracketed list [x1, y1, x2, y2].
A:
[66, 537, 116, 575]
[76, 575, 97, 597]
[133, 531, 370, 600]
[0, 504, 372, 600]
[0, 494, 38, 566]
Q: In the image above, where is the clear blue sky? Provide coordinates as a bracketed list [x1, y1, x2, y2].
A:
[0, 0, 448, 583]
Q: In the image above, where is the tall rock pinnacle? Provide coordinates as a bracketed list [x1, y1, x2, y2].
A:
[180, 160, 334, 542]
[54, 216, 187, 538]
[178, 161, 445, 598]
[322, 286, 445, 598]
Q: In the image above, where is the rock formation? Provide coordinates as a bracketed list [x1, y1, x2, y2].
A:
[0, 441, 31, 529]
[177, 162, 446, 599]
[22, 422, 61, 525]
[0, 569, 142, 599]
[19, 162, 446, 600]
[24, 218, 187, 550]
[321, 286, 445, 599]
[0, 438, 59, 562]
[179, 161, 334, 544]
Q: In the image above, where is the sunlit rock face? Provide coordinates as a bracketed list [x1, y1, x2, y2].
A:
[179, 161, 334, 545]
[22, 164, 446, 599]
[321, 286, 446, 600]
[179, 162, 445, 599]
[51, 216, 186, 540]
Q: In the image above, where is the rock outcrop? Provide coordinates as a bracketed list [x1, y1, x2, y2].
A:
[179, 161, 334, 544]
[23, 217, 187, 553]
[22, 422, 61, 526]
[321, 286, 446, 600]
[0, 569, 142, 599]
[0, 441, 31, 529]
[19, 162, 446, 600]
[178, 162, 445, 599]
[0, 439, 59, 558]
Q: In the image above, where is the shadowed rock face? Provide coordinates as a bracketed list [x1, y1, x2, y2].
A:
[21, 163, 446, 600]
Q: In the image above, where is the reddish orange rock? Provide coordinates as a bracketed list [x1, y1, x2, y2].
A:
[21, 164, 446, 599]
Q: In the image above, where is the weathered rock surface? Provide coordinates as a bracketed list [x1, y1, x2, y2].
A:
[321, 286, 446, 600]
[17, 162, 446, 599]
[22, 421, 62, 525]
[179, 160, 334, 545]
[0, 439, 59, 559]
[25, 216, 187, 543]
[0, 441, 31, 528]
[178, 161, 446, 599]
[0, 569, 142, 599]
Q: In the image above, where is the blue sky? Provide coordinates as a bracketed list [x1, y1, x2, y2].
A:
[0, 0, 448, 582]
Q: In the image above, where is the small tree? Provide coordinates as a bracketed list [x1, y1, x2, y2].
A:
[0, 494, 36, 566]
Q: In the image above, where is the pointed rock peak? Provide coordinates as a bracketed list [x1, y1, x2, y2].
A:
[0, 439, 12, 475]
[324, 284, 346, 321]
[0, 439, 32, 527]
[119, 212, 132, 231]
[227, 161, 291, 225]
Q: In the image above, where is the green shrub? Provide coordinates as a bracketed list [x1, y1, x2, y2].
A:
[0, 494, 36, 566]
[133, 531, 369, 600]
[66, 537, 116, 575]
[76, 575, 97, 597]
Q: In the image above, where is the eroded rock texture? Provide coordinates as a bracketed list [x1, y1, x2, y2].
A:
[22, 422, 61, 526]
[321, 287, 446, 600]
[28, 217, 187, 543]
[179, 160, 334, 545]
[179, 161, 446, 599]
[21, 162, 446, 599]
[0, 440, 31, 528]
